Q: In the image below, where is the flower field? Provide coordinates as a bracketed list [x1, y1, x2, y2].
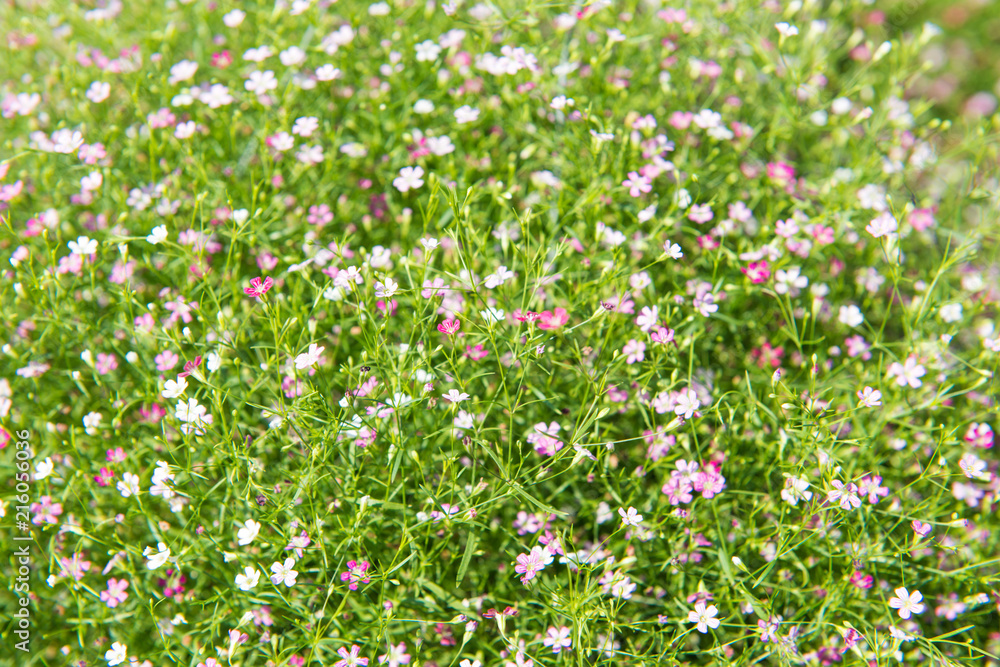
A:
[1, 0, 999, 666]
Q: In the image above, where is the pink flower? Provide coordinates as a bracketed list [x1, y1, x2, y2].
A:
[537, 308, 568, 330]
[514, 546, 553, 584]
[622, 171, 652, 197]
[334, 644, 369, 667]
[964, 423, 993, 449]
[101, 578, 130, 608]
[438, 318, 461, 335]
[244, 276, 274, 298]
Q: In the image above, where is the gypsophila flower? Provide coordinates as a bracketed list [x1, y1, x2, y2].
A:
[688, 601, 720, 633]
[888, 588, 925, 619]
[857, 386, 882, 407]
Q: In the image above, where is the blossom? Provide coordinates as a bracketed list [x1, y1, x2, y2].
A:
[378, 642, 411, 667]
[294, 343, 325, 369]
[888, 587, 925, 619]
[886, 355, 925, 388]
[618, 506, 642, 527]
[340, 559, 372, 590]
[69, 235, 98, 256]
[866, 211, 898, 238]
[826, 480, 862, 510]
[687, 600, 720, 633]
[857, 386, 882, 407]
[780, 475, 812, 506]
[144, 543, 171, 569]
[162, 378, 188, 399]
[673, 388, 701, 420]
[270, 557, 298, 587]
[775, 22, 799, 37]
[438, 318, 461, 335]
[101, 578, 129, 608]
[244, 276, 274, 298]
[235, 566, 260, 590]
[622, 171, 652, 197]
[393, 166, 425, 193]
[245, 70, 278, 95]
[237, 519, 261, 545]
[454, 105, 480, 123]
[375, 278, 399, 299]
[105, 642, 128, 666]
[514, 546, 553, 584]
[663, 239, 683, 259]
[774, 266, 808, 296]
[839, 304, 864, 327]
[146, 225, 168, 244]
[334, 645, 369, 667]
[543, 626, 572, 653]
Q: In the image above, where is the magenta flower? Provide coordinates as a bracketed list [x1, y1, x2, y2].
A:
[340, 560, 371, 591]
[244, 276, 274, 299]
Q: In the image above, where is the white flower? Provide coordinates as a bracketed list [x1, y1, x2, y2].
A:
[280, 46, 307, 67]
[886, 356, 926, 388]
[168, 60, 198, 85]
[162, 377, 188, 399]
[69, 235, 98, 256]
[270, 557, 298, 587]
[83, 411, 103, 435]
[888, 587, 925, 619]
[175, 121, 197, 139]
[550, 95, 574, 110]
[245, 70, 278, 95]
[663, 240, 683, 259]
[237, 519, 261, 546]
[427, 136, 455, 155]
[375, 278, 399, 299]
[780, 474, 812, 506]
[939, 303, 962, 323]
[838, 304, 864, 328]
[442, 389, 470, 403]
[235, 566, 261, 591]
[618, 506, 643, 527]
[294, 343, 325, 370]
[775, 22, 799, 37]
[393, 166, 425, 193]
[420, 237, 440, 252]
[454, 105, 480, 124]
[34, 457, 54, 480]
[87, 81, 111, 103]
[292, 116, 319, 137]
[414, 99, 435, 114]
[105, 642, 128, 666]
[687, 601, 720, 633]
[415, 39, 442, 61]
[865, 211, 898, 238]
[774, 266, 808, 297]
[143, 226, 167, 247]
[673, 388, 701, 420]
[118, 472, 141, 497]
[223, 9, 245, 26]
[857, 386, 882, 407]
[316, 64, 342, 81]
[144, 542, 171, 570]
